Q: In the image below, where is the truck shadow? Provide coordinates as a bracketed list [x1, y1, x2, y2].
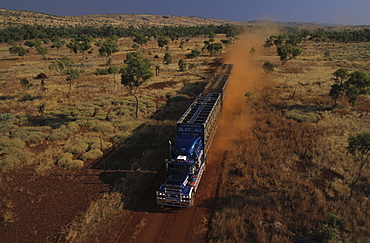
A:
[89, 60, 222, 212]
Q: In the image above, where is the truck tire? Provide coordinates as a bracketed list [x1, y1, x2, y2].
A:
[190, 192, 195, 207]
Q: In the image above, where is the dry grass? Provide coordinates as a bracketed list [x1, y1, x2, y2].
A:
[209, 37, 370, 242]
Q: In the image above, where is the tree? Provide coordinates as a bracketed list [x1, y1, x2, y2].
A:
[345, 71, 370, 106]
[347, 132, 370, 198]
[329, 69, 370, 106]
[157, 36, 169, 50]
[164, 52, 172, 65]
[9, 46, 28, 59]
[97, 37, 119, 65]
[51, 36, 65, 53]
[206, 42, 223, 56]
[133, 33, 149, 50]
[220, 39, 232, 46]
[250, 47, 256, 56]
[20, 78, 32, 89]
[49, 56, 82, 96]
[120, 51, 153, 118]
[49, 56, 73, 75]
[66, 35, 93, 58]
[65, 68, 83, 96]
[36, 46, 48, 60]
[186, 49, 201, 59]
[262, 61, 275, 73]
[178, 59, 187, 71]
[155, 65, 161, 76]
[277, 44, 302, 65]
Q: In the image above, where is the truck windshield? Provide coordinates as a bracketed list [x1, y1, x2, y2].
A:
[168, 163, 190, 173]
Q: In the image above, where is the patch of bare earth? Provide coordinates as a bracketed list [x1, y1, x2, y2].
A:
[0, 166, 110, 242]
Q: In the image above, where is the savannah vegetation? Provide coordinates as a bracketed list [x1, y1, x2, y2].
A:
[0, 11, 369, 242]
[209, 28, 370, 242]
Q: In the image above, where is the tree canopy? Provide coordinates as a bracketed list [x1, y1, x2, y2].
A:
[121, 51, 153, 118]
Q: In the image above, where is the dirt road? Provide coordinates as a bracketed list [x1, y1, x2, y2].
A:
[115, 147, 223, 243]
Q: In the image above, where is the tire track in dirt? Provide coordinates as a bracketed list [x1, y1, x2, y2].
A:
[115, 146, 223, 243]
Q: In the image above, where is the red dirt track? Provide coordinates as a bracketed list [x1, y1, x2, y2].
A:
[115, 148, 224, 243]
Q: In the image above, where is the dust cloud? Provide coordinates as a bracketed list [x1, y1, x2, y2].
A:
[208, 31, 272, 161]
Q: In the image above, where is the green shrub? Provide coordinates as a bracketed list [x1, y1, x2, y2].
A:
[92, 123, 115, 133]
[89, 141, 112, 150]
[79, 149, 103, 161]
[93, 110, 108, 120]
[47, 129, 68, 140]
[0, 138, 26, 149]
[66, 122, 79, 132]
[0, 155, 20, 168]
[66, 142, 89, 154]
[93, 98, 111, 107]
[55, 152, 73, 164]
[114, 106, 134, 116]
[55, 153, 84, 168]
[0, 141, 32, 168]
[285, 110, 321, 123]
[75, 118, 100, 127]
[0, 122, 17, 132]
[22, 132, 48, 143]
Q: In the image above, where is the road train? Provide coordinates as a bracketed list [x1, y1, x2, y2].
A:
[156, 64, 233, 207]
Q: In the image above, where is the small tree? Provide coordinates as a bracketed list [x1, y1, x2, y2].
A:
[157, 36, 169, 50]
[97, 37, 119, 65]
[36, 46, 48, 60]
[120, 51, 153, 118]
[51, 37, 65, 53]
[9, 46, 28, 59]
[277, 44, 302, 65]
[155, 65, 161, 76]
[345, 71, 370, 106]
[206, 42, 223, 56]
[164, 52, 172, 65]
[186, 49, 201, 59]
[178, 59, 187, 71]
[262, 61, 275, 73]
[347, 132, 370, 198]
[20, 78, 32, 90]
[65, 68, 82, 96]
[250, 47, 256, 56]
[133, 33, 149, 50]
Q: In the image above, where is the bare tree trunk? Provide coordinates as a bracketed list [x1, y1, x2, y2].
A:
[349, 162, 365, 199]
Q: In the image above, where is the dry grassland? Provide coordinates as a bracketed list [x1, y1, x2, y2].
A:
[0, 32, 224, 241]
[209, 32, 370, 242]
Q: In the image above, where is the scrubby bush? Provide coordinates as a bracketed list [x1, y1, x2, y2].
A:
[66, 142, 89, 154]
[285, 110, 321, 123]
[55, 152, 84, 169]
[89, 141, 112, 150]
[93, 109, 108, 120]
[0, 155, 20, 168]
[75, 118, 100, 127]
[0, 138, 26, 149]
[47, 129, 68, 140]
[0, 113, 15, 132]
[22, 132, 48, 143]
[93, 98, 111, 107]
[55, 152, 73, 165]
[79, 149, 103, 161]
[91, 123, 115, 133]
[0, 139, 32, 168]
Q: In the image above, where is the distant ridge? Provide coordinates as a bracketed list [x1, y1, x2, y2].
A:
[0, 8, 343, 29]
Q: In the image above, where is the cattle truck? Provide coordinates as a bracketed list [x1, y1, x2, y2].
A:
[156, 64, 232, 207]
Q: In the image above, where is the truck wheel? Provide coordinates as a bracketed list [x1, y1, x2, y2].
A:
[190, 192, 195, 207]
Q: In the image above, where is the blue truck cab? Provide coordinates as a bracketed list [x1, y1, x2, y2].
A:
[156, 93, 221, 207]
